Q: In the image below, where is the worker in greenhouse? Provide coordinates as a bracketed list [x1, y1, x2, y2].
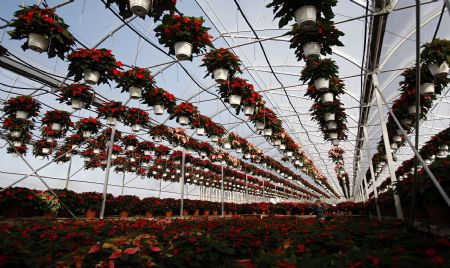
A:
[312, 199, 326, 221]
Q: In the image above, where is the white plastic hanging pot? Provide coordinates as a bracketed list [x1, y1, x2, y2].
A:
[71, 99, 84, 110]
[84, 69, 100, 85]
[264, 128, 273, 136]
[332, 139, 340, 146]
[46, 137, 55, 143]
[243, 105, 255, 116]
[129, 0, 151, 16]
[51, 123, 61, 131]
[236, 148, 242, 153]
[153, 135, 162, 142]
[28, 33, 49, 53]
[210, 135, 219, 142]
[174, 41, 193, 61]
[37, 155, 45, 160]
[93, 148, 101, 154]
[393, 135, 402, 142]
[213, 68, 229, 84]
[13, 141, 22, 147]
[302, 42, 321, 59]
[65, 153, 72, 158]
[132, 124, 141, 132]
[16, 110, 29, 119]
[196, 128, 205, 136]
[82, 131, 92, 138]
[425, 159, 431, 165]
[408, 105, 417, 114]
[255, 121, 265, 130]
[273, 139, 281, 146]
[129, 86, 142, 99]
[294, 5, 317, 29]
[200, 151, 207, 157]
[324, 113, 335, 122]
[321, 92, 334, 105]
[126, 145, 135, 151]
[391, 143, 398, 150]
[42, 148, 50, 154]
[286, 151, 293, 157]
[143, 150, 151, 156]
[106, 117, 117, 126]
[223, 142, 231, 149]
[440, 145, 449, 151]
[327, 121, 337, 130]
[153, 104, 164, 115]
[315, 78, 330, 92]
[130, 157, 136, 163]
[111, 154, 117, 160]
[429, 62, 449, 77]
[229, 95, 242, 106]
[328, 132, 338, 140]
[11, 130, 21, 138]
[279, 144, 286, 150]
[419, 83, 435, 96]
[178, 115, 189, 125]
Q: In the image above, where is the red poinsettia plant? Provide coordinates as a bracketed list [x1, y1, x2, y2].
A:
[207, 121, 226, 138]
[64, 133, 84, 145]
[328, 146, 344, 162]
[154, 144, 171, 157]
[191, 115, 212, 129]
[201, 48, 242, 78]
[122, 135, 139, 147]
[58, 83, 95, 108]
[137, 141, 155, 153]
[42, 110, 73, 132]
[32, 139, 57, 156]
[67, 48, 122, 84]
[305, 76, 344, 101]
[154, 15, 213, 59]
[300, 58, 339, 83]
[170, 102, 199, 122]
[115, 67, 155, 92]
[149, 124, 169, 137]
[53, 144, 73, 163]
[123, 108, 149, 126]
[218, 77, 254, 100]
[141, 87, 176, 111]
[8, 5, 75, 59]
[97, 101, 126, 119]
[249, 107, 282, 130]
[2, 117, 34, 133]
[3, 95, 41, 118]
[76, 117, 101, 134]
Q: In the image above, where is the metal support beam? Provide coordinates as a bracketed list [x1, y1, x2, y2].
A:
[363, 126, 382, 221]
[99, 125, 116, 219]
[64, 158, 72, 189]
[180, 148, 186, 217]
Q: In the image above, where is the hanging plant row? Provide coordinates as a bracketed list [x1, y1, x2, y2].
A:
[366, 39, 450, 183]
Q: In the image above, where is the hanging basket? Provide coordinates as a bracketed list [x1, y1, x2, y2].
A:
[302, 42, 321, 59]
[174, 41, 193, 61]
[11, 130, 21, 138]
[315, 78, 330, 92]
[294, 5, 317, 30]
[391, 143, 398, 149]
[229, 95, 242, 106]
[71, 99, 84, 110]
[28, 33, 49, 53]
[106, 117, 117, 126]
[153, 135, 162, 143]
[328, 132, 338, 140]
[279, 144, 286, 150]
[129, 0, 152, 17]
[129, 86, 142, 99]
[16, 110, 29, 119]
[213, 68, 229, 84]
[419, 83, 435, 96]
[286, 151, 293, 157]
[273, 139, 281, 146]
[82, 131, 92, 138]
[46, 137, 55, 143]
[243, 105, 255, 116]
[144, 150, 151, 156]
[132, 124, 141, 132]
[196, 128, 205, 136]
[408, 105, 417, 114]
[210, 135, 219, 142]
[321, 92, 334, 105]
[153, 104, 165, 115]
[236, 147, 242, 153]
[93, 148, 101, 154]
[324, 113, 335, 122]
[42, 148, 50, 154]
[428, 62, 449, 77]
[178, 116, 189, 126]
[51, 123, 62, 131]
[332, 139, 340, 146]
[263, 128, 273, 136]
[223, 142, 231, 149]
[393, 135, 402, 142]
[126, 145, 135, 151]
[255, 121, 265, 130]
[326, 121, 337, 130]
[13, 141, 23, 147]
[83, 69, 100, 85]
[37, 155, 45, 160]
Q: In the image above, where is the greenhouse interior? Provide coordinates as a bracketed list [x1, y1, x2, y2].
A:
[0, 0, 449, 267]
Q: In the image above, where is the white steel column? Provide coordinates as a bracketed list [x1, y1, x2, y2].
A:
[363, 125, 382, 221]
[100, 125, 116, 219]
[179, 148, 186, 217]
[374, 78, 404, 220]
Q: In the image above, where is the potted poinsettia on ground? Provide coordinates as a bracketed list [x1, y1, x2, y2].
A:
[68, 48, 122, 85]
[42, 109, 73, 134]
[201, 48, 242, 83]
[105, 0, 178, 20]
[97, 101, 126, 126]
[123, 107, 149, 132]
[170, 102, 199, 125]
[8, 5, 75, 59]
[289, 18, 344, 60]
[155, 15, 213, 60]
[111, 195, 141, 218]
[115, 66, 154, 99]
[3, 95, 41, 119]
[218, 77, 254, 107]
[79, 192, 103, 218]
[122, 135, 139, 151]
[421, 38, 450, 77]
[36, 191, 61, 218]
[33, 139, 57, 159]
[58, 83, 95, 110]
[76, 117, 101, 138]
[141, 87, 176, 115]
[266, 0, 337, 29]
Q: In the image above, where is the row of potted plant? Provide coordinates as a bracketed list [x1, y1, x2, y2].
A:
[2, 216, 449, 267]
